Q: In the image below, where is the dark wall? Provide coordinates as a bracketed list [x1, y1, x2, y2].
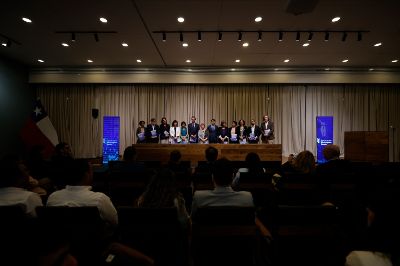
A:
[0, 57, 33, 157]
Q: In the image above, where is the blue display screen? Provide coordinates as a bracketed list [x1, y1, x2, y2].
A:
[102, 116, 120, 164]
[316, 116, 333, 164]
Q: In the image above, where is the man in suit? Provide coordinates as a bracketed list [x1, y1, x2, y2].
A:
[247, 119, 261, 144]
[260, 115, 274, 144]
[145, 118, 160, 143]
[188, 115, 200, 143]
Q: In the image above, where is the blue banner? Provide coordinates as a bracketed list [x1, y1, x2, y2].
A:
[103, 116, 120, 164]
[316, 116, 333, 164]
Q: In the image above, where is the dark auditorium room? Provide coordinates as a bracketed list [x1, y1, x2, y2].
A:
[1, 0, 400, 265]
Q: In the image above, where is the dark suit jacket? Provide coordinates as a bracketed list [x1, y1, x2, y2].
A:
[260, 121, 275, 140]
[207, 124, 218, 143]
[145, 124, 160, 142]
[159, 124, 170, 140]
[246, 125, 261, 143]
[228, 126, 240, 143]
[188, 122, 200, 143]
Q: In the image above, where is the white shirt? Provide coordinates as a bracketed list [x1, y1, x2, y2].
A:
[169, 126, 181, 138]
[191, 186, 254, 215]
[0, 187, 43, 217]
[47, 185, 118, 225]
[345, 251, 392, 266]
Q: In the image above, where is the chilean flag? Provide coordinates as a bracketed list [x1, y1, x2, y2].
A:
[20, 99, 59, 158]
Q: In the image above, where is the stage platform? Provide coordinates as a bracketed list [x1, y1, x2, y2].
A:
[133, 144, 282, 165]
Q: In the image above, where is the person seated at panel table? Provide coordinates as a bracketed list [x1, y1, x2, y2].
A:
[207, 118, 218, 144]
[145, 118, 160, 144]
[218, 121, 229, 144]
[188, 116, 200, 144]
[159, 117, 170, 144]
[228, 120, 239, 144]
[238, 119, 248, 144]
[198, 123, 209, 144]
[246, 119, 261, 144]
[180, 121, 189, 144]
[169, 120, 181, 144]
[136, 121, 146, 143]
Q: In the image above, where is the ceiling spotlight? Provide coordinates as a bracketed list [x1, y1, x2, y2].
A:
[94, 33, 99, 42]
[374, 42, 382, 47]
[235, 59, 240, 63]
[182, 42, 188, 47]
[61, 42, 69, 47]
[342, 32, 347, 42]
[179, 32, 183, 42]
[284, 59, 290, 63]
[87, 59, 93, 63]
[254, 16, 262, 22]
[71, 33, 76, 42]
[302, 43, 310, 47]
[278, 31, 283, 42]
[231, 68, 236, 71]
[308, 32, 313, 41]
[197, 31, 202, 42]
[137, 59, 142, 63]
[296, 31, 300, 41]
[99, 17, 108, 23]
[1, 42, 6, 47]
[121, 42, 128, 47]
[37, 59, 44, 63]
[22, 17, 32, 23]
[257, 31, 262, 41]
[242, 42, 249, 47]
[392, 59, 398, 63]
[162, 32, 166, 42]
[218, 32, 222, 41]
[186, 59, 191, 63]
[357, 32, 362, 41]
[325, 68, 330, 71]
[324, 32, 330, 41]
[238, 32, 242, 42]
[369, 68, 374, 71]
[331, 17, 341, 23]
[177, 17, 185, 23]
[342, 59, 349, 63]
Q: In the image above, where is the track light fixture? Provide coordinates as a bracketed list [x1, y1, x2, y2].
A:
[324, 32, 329, 41]
[71, 33, 76, 42]
[179, 32, 183, 42]
[357, 31, 362, 41]
[238, 32, 242, 42]
[54, 31, 117, 43]
[342, 32, 347, 42]
[296, 31, 300, 41]
[162, 32, 166, 42]
[94, 33, 99, 42]
[278, 31, 283, 41]
[218, 32, 222, 41]
[258, 31, 262, 41]
[308, 32, 313, 41]
[197, 31, 202, 42]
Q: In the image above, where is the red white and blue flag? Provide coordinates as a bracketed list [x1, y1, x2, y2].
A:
[20, 99, 59, 158]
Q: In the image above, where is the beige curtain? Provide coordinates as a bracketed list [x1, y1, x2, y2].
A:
[36, 84, 400, 161]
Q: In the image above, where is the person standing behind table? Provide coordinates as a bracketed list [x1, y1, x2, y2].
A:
[188, 116, 200, 144]
[207, 119, 218, 144]
[198, 123, 209, 144]
[247, 119, 261, 144]
[238, 119, 248, 144]
[169, 120, 181, 144]
[159, 117, 170, 144]
[146, 118, 160, 144]
[260, 115, 274, 144]
[218, 121, 229, 144]
[136, 121, 146, 143]
[180, 121, 189, 144]
[228, 121, 239, 144]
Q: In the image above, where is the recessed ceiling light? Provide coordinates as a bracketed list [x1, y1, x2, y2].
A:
[1, 43, 6, 47]
[182, 42, 189, 47]
[122, 42, 128, 47]
[186, 59, 191, 63]
[392, 59, 398, 63]
[242, 42, 249, 47]
[369, 68, 374, 71]
[137, 59, 142, 63]
[87, 59, 93, 63]
[61, 43, 69, 47]
[231, 68, 236, 71]
[331, 17, 341, 23]
[284, 59, 290, 63]
[37, 59, 44, 63]
[22, 17, 32, 23]
[325, 68, 330, 71]
[99, 17, 107, 23]
[188, 69, 192, 72]
[274, 68, 279, 71]
[235, 59, 240, 63]
[302, 43, 310, 47]
[254, 16, 262, 22]
[373, 42, 382, 47]
[177, 17, 185, 23]
[342, 59, 349, 63]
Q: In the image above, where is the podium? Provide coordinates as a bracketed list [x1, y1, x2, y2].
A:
[344, 131, 388, 162]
